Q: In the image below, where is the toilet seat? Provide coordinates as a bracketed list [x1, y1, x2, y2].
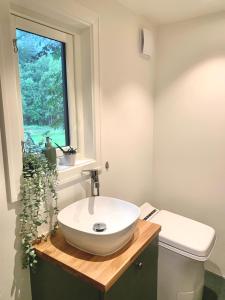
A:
[141, 204, 216, 261]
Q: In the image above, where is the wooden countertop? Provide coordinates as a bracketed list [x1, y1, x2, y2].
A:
[34, 220, 160, 292]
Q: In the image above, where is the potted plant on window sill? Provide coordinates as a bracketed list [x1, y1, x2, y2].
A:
[54, 143, 77, 166]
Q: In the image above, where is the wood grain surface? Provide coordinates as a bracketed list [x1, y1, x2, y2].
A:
[34, 220, 160, 292]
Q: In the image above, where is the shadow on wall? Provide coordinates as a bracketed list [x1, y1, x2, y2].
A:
[156, 11, 225, 96]
[7, 200, 32, 300]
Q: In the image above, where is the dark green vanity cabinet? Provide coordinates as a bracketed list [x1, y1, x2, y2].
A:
[30, 237, 158, 300]
[104, 238, 158, 300]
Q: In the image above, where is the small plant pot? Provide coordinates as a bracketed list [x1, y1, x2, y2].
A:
[59, 153, 76, 166]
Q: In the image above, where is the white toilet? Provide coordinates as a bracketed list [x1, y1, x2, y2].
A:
[140, 203, 216, 300]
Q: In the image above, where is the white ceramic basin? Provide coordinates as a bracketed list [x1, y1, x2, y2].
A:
[57, 196, 140, 256]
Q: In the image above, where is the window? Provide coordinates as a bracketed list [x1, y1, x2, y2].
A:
[2, 6, 100, 201]
[14, 16, 77, 148]
[16, 29, 70, 146]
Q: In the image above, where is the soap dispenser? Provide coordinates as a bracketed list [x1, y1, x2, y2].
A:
[44, 137, 56, 166]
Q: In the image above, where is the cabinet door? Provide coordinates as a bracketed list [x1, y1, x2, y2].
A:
[104, 237, 158, 300]
[30, 259, 100, 300]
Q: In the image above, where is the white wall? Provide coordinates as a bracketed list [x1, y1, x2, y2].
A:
[0, 0, 155, 299]
[153, 12, 225, 277]
[77, 0, 155, 204]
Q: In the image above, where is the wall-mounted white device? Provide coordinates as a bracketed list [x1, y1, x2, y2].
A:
[141, 28, 154, 58]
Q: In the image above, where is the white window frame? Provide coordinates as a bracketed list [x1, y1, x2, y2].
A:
[0, 1, 101, 202]
[12, 15, 78, 151]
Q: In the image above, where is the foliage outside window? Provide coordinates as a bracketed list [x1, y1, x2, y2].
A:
[16, 29, 70, 146]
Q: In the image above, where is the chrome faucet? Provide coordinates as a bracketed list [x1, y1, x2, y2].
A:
[82, 169, 100, 196]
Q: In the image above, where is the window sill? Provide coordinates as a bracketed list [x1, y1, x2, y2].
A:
[57, 158, 94, 172]
[57, 158, 98, 189]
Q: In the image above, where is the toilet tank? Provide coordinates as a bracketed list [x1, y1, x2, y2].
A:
[150, 210, 216, 261]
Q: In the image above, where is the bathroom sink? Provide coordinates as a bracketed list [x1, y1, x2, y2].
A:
[57, 196, 140, 256]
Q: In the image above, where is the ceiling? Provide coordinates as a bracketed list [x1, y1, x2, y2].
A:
[117, 0, 225, 24]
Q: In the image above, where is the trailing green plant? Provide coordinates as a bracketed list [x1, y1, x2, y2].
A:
[20, 142, 58, 269]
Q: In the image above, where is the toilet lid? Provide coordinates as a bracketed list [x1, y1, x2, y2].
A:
[151, 210, 216, 259]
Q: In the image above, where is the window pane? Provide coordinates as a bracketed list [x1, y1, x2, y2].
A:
[16, 28, 70, 147]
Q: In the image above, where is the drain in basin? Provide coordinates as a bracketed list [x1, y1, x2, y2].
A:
[93, 223, 107, 232]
